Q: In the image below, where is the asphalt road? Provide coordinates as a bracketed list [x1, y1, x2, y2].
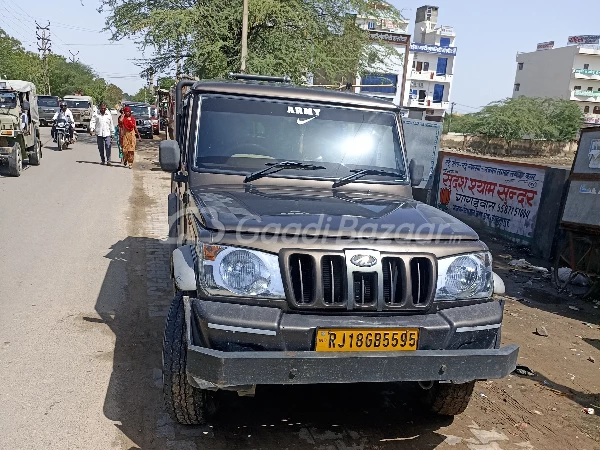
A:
[0, 127, 133, 449]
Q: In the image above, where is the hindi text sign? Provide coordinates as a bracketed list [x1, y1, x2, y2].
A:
[437, 154, 545, 241]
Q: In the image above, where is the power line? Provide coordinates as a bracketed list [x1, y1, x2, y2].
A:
[1, 4, 69, 55]
[10, 5, 104, 33]
[36, 21, 51, 95]
[454, 102, 481, 110]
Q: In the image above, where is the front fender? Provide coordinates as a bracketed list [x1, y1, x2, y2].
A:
[172, 245, 197, 291]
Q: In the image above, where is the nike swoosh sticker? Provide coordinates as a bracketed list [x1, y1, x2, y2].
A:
[297, 117, 316, 125]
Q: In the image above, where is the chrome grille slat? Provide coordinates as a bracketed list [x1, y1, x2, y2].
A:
[283, 250, 435, 312]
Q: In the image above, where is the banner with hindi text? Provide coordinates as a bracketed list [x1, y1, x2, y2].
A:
[436, 153, 546, 242]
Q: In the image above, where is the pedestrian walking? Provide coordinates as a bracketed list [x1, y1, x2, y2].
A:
[121, 106, 141, 169]
[90, 102, 115, 165]
[116, 108, 123, 163]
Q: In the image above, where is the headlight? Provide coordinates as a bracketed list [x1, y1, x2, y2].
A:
[196, 243, 285, 299]
[435, 252, 493, 301]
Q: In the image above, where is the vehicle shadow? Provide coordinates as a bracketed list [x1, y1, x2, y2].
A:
[95, 236, 453, 450]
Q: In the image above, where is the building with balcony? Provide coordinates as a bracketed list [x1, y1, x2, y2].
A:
[354, 5, 456, 122]
[403, 6, 456, 122]
[513, 43, 600, 126]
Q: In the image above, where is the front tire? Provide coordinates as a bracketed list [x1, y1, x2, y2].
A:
[163, 293, 216, 425]
[422, 381, 475, 416]
[8, 142, 23, 176]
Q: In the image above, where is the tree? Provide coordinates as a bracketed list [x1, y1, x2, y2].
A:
[447, 97, 584, 148]
[99, 0, 403, 83]
[105, 83, 124, 107]
[0, 29, 44, 86]
[132, 87, 153, 103]
[157, 77, 176, 90]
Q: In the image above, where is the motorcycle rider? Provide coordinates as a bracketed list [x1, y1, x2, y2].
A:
[52, 102, 75, 143]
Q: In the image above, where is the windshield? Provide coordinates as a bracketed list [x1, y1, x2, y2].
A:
[38, 97, 59, 107]
[194, 96, 406, 183]
[0, 91, 17, 108]
[64, 99, 91, 109]
[128, 105, 150, 117]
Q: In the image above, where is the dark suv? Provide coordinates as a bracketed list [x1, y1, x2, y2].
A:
[158, 74, 518, 425]
[37, 95, 60, 127]
[122, 101, 153, 139]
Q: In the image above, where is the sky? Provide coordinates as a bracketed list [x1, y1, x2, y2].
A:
[0, 0, 145, 95]
[2, 0, 599, 112]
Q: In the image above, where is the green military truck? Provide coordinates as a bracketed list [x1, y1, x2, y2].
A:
[0, 80, 42, 177]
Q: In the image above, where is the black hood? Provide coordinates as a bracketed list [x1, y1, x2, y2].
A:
[190, 185, 478, 241]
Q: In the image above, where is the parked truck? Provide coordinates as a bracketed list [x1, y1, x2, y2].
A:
[0, 80, 42, 176]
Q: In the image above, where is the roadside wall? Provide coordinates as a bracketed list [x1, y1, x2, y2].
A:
[441, 133, 577, 157]
[431, 151, 570, 259]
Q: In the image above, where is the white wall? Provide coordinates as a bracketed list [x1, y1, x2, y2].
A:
[513, 46, 577, 99]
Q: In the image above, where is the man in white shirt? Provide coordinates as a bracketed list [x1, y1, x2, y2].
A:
[90, 102, 115, 165]
[51, 103, 75, 142]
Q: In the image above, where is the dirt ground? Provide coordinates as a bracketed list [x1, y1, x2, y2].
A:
[106, 141, 600, 450]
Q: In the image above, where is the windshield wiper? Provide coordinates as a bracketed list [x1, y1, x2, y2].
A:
[332, 169, 404, 189]
[244, 161, 326, 183]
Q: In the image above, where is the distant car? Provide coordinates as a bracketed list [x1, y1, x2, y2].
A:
[110, 108, 118, 116]
[37, 95, 60, 127]
[151, 106, 159, 135]
[122, 101, 153, 139]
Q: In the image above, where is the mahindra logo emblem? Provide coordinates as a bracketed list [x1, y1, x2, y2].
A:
[350, 254, 377, 267]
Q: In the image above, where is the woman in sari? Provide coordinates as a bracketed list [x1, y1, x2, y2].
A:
[115, 108, 123, 163]
[121, 106, 141, 169]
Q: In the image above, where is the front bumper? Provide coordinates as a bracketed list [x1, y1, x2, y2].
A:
[183, 297, 519, 389]
[139, 126, 153, 136]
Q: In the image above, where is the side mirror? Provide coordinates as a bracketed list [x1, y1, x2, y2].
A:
[159, 140, 181, 173]
[409, 158, 424, 187]
[21, 100, 30, 111]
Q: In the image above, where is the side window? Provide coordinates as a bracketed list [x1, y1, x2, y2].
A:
[440, 37, 451, 47]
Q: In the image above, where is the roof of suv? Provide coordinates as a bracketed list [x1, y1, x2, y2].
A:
[191, 80, 399, 111]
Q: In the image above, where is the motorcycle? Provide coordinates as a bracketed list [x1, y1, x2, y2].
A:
[55, 119, 77, 150]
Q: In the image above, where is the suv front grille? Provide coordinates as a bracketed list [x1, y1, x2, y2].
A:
[283, 250, 436, 312]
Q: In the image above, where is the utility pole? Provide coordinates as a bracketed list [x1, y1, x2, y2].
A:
[36, 21, 51, 95]
[69, 50, 79, 64]
[447, 102, 456, 133]
[240, 0, 249, 73]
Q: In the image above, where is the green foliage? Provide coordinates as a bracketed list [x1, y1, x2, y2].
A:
[0, 28, 127, 104]
[99, 0, 404, 83]
[131, 87, 154, 103]
[157, 77, 177, 90]
[105, 83, 124, 107]
[0, 29, 44, 86]
[447, 97, 584, 143]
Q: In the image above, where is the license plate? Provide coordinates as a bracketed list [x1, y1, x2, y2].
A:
[315, 328, 418, 352]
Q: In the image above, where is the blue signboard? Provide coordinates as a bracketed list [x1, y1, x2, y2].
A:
[410, 42, 457, 56]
